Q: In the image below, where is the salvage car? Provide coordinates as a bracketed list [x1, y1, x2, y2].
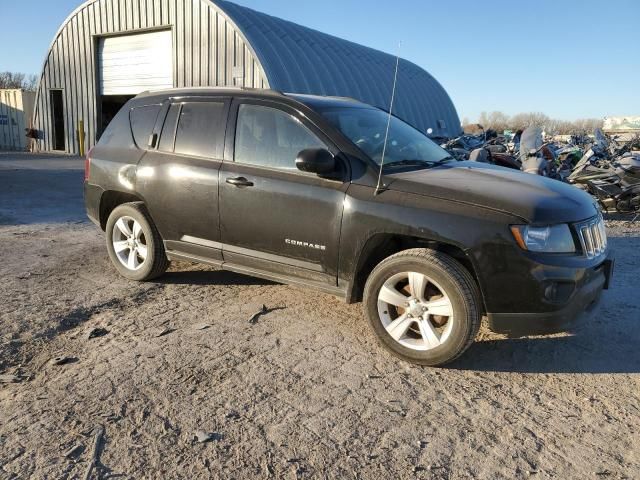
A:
[84, 88, 614, 366]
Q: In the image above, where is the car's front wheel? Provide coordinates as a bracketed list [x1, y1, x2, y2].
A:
[105, 202, 169, 281]
[363, 248, 481, 366]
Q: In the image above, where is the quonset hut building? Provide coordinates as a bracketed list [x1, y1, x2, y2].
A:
[33, 0, 461, 154]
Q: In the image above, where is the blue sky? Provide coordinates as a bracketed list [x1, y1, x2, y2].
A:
[1, 0, 638, 121]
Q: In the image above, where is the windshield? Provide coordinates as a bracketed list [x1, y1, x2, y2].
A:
[315, 106, 451, 168]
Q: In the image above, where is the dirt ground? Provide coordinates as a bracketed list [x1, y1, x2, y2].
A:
[1, 152, 639, 479]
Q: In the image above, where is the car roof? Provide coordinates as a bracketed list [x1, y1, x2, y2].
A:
[134, 87, 372, 110]
[135, 86, 280, 99]
[285, 93, 370, 110]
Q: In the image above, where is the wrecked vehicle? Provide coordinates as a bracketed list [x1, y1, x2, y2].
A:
[84, 88, 614, 366]
[569, 129, 640, 213]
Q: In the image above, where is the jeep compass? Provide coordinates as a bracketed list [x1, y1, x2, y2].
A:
[84, 88, 613, 366]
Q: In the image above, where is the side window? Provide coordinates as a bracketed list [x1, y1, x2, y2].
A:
[130, 105, 161, 149]
[158, 104, 180, 152]
[235, 104, 326, 170]
[174, 102, 226, 158]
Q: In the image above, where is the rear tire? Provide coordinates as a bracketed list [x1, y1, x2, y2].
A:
[363, 248, 481, 366]
[105, 202, 169, 281]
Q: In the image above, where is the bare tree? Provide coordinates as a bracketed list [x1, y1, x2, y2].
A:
[553, 120, 576, 135]
[474, 111, 510, 132]
[0, 71, 39, 91]
[459, 112, 606, 136]
[572, 118, 604, 132]
[462, 123, 485, 134]
[487, 111, 510, 132]
[509, 112, 550, 130]
[23, 74, 38, 91]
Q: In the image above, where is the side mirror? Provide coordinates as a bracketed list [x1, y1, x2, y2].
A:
[295, 148, 335, 174]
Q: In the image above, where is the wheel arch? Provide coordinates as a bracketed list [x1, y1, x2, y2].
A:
[346, 233, 487, 313]
[98, 190, 146, 231]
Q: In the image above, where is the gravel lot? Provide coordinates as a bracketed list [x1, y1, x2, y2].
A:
[1, 153, 639, 479]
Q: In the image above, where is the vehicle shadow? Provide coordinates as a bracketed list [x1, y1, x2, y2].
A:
[450, 328, 640, 374]
[159, 269, 276, 286]
[450, 234, 639, 374]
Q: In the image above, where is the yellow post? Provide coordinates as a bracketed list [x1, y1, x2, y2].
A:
[78, 120, 86, 157]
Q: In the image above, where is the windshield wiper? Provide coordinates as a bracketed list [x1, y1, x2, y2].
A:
[433, 156, 456, 165]
[383, 159, 434, 169]
[383, 157, 455, 169]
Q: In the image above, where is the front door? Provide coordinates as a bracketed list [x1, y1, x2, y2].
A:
[219, 100, 349, 285]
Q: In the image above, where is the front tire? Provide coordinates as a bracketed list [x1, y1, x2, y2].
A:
[105, 202, 169, 281]
[363, 248, 481, 366]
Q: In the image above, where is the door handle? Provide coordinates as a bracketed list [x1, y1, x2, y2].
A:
[226, 176, 254, 187]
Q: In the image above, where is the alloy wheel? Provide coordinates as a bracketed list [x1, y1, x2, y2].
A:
[111, 216, 148, 271]
[377, 271, 454, 351]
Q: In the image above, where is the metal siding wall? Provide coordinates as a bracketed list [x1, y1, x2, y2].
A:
[217, 13, 225, 85]
[218, 0, 461, 137]
[140, 0, 148, 29]
[32, 0, 268, 154]
[68, 16, 78, 154]
[33, 0, 457, 152]
[41, 54, 52, 151]
[60, 28, 72, 153]
[183, 0, 192, 87]
[84, 8, 96, 148]
[192, 0, 200, 87]
[200, 4, 210, 85]
[225, 21, 233, 85]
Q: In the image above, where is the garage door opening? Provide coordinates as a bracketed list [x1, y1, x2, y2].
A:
[99, 95, 135, 137]
[50, 89, 65, 151]
[97, 30, 173, 138]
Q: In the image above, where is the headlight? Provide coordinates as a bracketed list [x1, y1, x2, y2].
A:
[510, 224, 576, 253]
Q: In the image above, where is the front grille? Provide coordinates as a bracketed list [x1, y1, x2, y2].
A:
[576, 215, 608, 259]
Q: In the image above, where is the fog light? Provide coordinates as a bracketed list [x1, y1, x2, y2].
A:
[544, 283, 558, 301]
[543, 281, 575, 303]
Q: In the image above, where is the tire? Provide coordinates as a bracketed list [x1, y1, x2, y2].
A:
[363, 248, 481, 366]
[105, 202, 170, 281]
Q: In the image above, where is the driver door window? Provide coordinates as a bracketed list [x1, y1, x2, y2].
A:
[235, 104, 326, 170]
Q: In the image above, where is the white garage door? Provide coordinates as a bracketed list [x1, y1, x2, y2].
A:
[98, 30, 173, 95]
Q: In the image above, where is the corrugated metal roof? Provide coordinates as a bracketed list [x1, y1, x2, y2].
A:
[215, 0, 461, 138]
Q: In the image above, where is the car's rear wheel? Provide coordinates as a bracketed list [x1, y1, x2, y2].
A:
[105, 203, 169, 281]
[363, 248, 481, 366]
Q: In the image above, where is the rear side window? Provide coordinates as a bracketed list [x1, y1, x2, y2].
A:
[173, 102, 226, 158]
[235, 104, 325, 170]
[97, 99, 136, 148]
[130, 105, 161, 149]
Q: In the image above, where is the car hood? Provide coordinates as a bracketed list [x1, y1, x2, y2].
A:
[385, 161, 598, 223]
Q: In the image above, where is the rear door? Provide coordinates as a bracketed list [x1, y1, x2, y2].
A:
[136, 97, 230, 261]
[219, 98, 349, 285]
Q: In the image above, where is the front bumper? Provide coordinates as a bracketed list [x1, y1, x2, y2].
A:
[486, 256, 614, 336]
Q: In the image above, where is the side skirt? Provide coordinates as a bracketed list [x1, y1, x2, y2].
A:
[166, 250, 349, 301]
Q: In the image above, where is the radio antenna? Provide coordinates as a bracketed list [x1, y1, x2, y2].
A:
[375, 42, 402, 196]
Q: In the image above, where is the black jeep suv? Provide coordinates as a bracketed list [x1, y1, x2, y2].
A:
[84, 88, 613, 366]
